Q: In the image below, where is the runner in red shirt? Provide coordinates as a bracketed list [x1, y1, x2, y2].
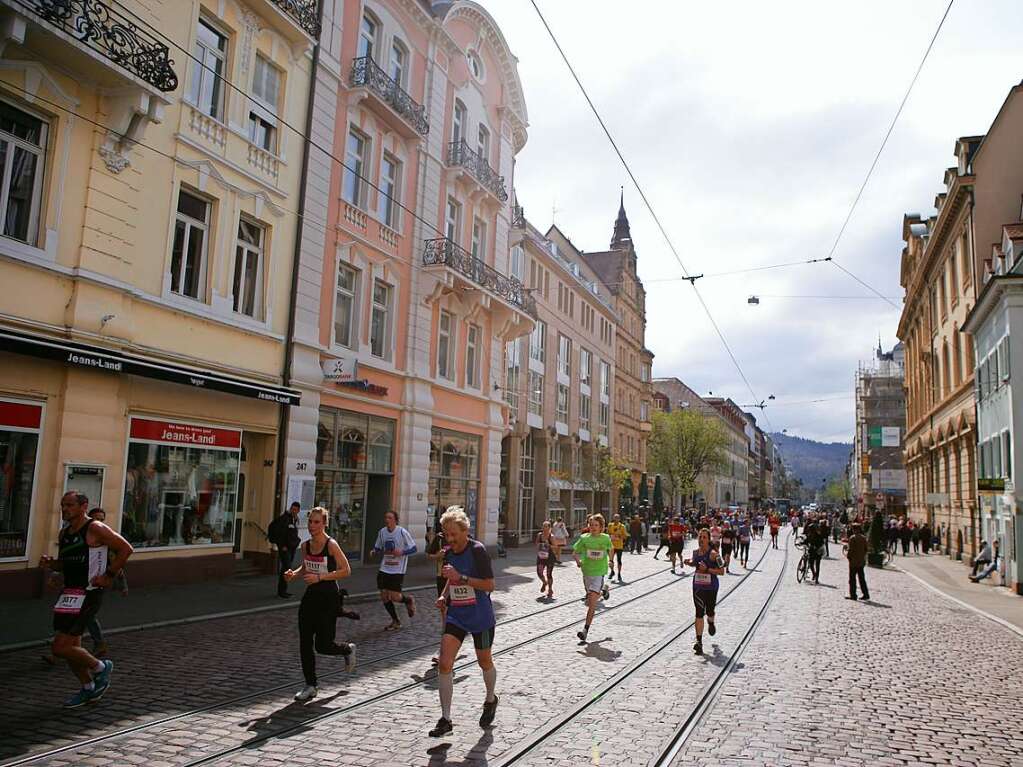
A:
[668, 517, 686, 574]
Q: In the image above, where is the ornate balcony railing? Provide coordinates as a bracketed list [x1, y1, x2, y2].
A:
[350, 56, 429, 137]
[423, 238, 536, 318]
[269, 0, 320, 38]
[447, 139, 508, 202]
[21, 0, 179, 92]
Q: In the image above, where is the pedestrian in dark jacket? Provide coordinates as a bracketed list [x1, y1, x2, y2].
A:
[269, 502, 302, 597]
[844, 524, 870, 600]
[920, 523, 932, 554]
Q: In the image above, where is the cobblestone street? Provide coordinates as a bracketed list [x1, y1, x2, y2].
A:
[3, 535, 1021, 767]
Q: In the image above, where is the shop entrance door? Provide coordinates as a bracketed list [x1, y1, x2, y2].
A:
[363, 475, 392, 556]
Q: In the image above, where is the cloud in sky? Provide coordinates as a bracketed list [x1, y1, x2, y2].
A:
[486, 0, 1023, 442]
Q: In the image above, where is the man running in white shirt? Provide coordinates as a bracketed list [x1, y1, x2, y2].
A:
[369, 511, 418, 630]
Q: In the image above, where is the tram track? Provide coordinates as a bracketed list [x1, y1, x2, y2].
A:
[489, 534, 788, 767]
[4, 559, 681, 767]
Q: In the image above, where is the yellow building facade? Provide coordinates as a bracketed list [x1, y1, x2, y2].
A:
[0, 0, 317, 595]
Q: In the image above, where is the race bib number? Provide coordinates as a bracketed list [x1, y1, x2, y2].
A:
[694, 572, 712, 586]
[449, 584, 476, 606]
[54, 588, 86, 614]
[740, 535, 750, 543]
[304, 555, 327, 575]
[384, 554, 401, 567]
[538, 549, 549, 560]
[586, 548, 605, 560]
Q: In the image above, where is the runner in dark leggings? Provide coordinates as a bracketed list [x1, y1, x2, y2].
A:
[737, 519, 752, 568]
[654, 526, 670, 560]
[286, 507, 356, 702]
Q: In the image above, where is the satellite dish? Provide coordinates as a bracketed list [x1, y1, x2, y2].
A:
[748, 296, 760, 305]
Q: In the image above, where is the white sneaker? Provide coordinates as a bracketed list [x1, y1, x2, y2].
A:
[344, 643, 357, 672]
[294, 685, 318, 702]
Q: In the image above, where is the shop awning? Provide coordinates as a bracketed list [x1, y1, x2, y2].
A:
[0, 327, 301, 406]
[548, 477, 572, 491]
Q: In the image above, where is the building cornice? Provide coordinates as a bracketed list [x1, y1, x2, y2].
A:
[898, 174, 973, 338]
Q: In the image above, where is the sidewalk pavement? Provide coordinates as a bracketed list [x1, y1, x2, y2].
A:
[893, 550, 1023, 633]
[0, 545, 551, 651]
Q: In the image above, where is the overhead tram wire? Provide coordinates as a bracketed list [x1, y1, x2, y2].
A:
[528, 0, 775, 431]
[823, 0, 956, 309]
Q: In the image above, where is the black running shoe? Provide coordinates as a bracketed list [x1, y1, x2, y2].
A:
[479, 695, 499, 727]
[429, 717, 453, 737]
[577, 629, 588, 642]
[693, 640, 703, 656]
[708, 622, 716, 636]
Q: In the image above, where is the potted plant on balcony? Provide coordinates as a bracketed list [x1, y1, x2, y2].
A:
[867, 509, 886, 567]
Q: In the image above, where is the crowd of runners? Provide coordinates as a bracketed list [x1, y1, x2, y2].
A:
[40, 487, 802, 736]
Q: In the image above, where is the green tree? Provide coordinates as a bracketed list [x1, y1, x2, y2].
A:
[822, 477, 851, 504]
[647, 409, 728, 510]
[591, 445, 630, 494]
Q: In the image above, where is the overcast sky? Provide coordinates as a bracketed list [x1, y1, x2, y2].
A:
[486, 0, 1023, 443]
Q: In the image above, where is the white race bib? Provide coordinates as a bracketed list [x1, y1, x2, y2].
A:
[586, 548, 605, 560]
[54, 588, 86, 614]
[694, 572, 712, 586]
[740, 535, 750, 543]
[449, 583, 476, 606]
[538, 549, 549, 560]
[304, 555, 328, 575]
[384, 554, 401, 567]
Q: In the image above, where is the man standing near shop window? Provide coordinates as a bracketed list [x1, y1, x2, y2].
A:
[270, 502, 301, 598]
[40, 491, 133, 707]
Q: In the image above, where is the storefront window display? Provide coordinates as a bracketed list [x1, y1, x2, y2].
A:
[428, 427, 481, 534]
[316, 407, 395, 558]
[0, 399, 42, 559]
[121, 418, 240, 548]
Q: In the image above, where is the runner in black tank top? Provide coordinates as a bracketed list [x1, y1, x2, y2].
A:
[284, 507, 355, 702]
[41, 491, 133, 707]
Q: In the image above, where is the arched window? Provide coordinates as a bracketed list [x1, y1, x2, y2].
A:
[358, 12, 379, 60]
[452, 99, 467, 144]
[389, 38, 408, 86]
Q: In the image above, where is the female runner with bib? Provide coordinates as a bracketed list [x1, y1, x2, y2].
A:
[285, 507, 355, 702]
[684, 528, 725, 656]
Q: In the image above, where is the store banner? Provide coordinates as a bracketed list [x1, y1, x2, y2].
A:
[871, 469, 907, 490]
[0, 400, 42, 430]
[867, 426, 882, 448]
[881, 427, 901, 447]
[129, 417, 242, 450]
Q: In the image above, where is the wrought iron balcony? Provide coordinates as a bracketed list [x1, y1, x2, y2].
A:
[269, 0, 320, 37]
[447, 139, 508, 202]
[18, 0, 179, 92]
[350, 56, 429, 137]
[423, 238, 536, 318]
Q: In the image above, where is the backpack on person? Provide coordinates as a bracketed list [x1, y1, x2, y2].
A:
[267, 514, 287, 548]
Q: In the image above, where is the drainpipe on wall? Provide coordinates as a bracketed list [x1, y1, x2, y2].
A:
[274, 1, 326, 516]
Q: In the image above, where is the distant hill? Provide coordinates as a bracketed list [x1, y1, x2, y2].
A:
[769, 432, 851, 489]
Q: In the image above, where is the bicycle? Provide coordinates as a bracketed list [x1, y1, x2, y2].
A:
[795, 538, 809, 583]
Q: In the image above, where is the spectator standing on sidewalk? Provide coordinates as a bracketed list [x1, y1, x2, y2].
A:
[844, 524, 870, 601]
[629, 515, 644, 554]
[269, 502, 301, 598]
